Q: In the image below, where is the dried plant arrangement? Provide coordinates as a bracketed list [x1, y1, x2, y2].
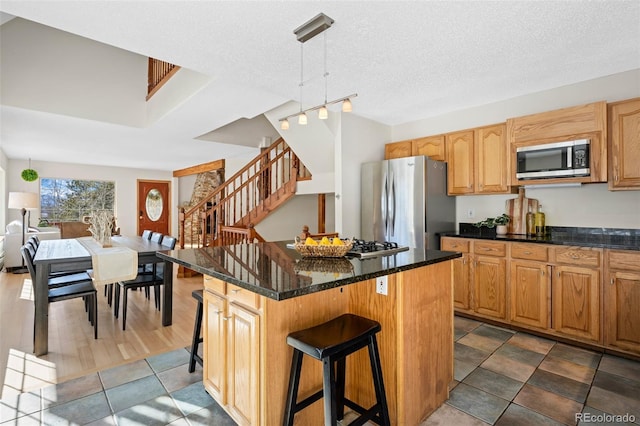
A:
[89, 210, 114, 247]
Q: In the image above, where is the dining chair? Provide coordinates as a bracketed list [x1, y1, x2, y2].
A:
[114, 235, 176, 330]
[21, 246, 98, 339]
[141, 229, 153, 240]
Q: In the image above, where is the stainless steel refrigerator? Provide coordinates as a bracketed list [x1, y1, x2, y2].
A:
[361, 156, 455, 250]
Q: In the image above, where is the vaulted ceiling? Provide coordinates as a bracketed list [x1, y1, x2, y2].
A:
[1, 1, 639, 171]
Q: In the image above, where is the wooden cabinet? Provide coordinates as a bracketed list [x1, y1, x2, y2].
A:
[476, 124, 511, 194]
[473, 241, 507, 320]
[507, 101, 608, 186]
[608, 97, 640, 190]
[446, 131, 474, 195]
[203, 276, 260, 426]
[442, 237, 471, 311]
[604, 250, 640, 354]
[510, 243, 550, 329]
[385, 135, 446, 161]
[549, 247, 602, 343]
[446, 124, 513, 195]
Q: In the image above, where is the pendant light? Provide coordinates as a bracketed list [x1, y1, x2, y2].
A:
[278, 13, 357, 129]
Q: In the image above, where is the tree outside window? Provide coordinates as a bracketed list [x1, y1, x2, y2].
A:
[40, 178, 115, 224]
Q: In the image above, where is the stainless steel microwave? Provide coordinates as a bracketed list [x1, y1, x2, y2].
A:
[516, 139, 590, 180]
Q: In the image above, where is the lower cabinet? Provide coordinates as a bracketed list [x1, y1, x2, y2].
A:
[444, 237, 640, 356]
[203, 276, 260, 426]
[604, 250, 640, 354]
[551, 265, 601, 343]
[510, 260, 550, 329]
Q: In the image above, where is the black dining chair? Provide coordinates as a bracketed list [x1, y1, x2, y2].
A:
[141, 230, 153, 240]
[114, 235, 176, 330]
[21, 246, 98, 339]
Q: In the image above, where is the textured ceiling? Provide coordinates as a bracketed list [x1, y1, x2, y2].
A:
[1, 1, 639, 171]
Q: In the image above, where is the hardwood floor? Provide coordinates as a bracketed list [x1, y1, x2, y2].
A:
[0, 266, 203, 399]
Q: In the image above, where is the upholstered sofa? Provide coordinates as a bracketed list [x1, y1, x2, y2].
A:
[4, 221, 61, 271]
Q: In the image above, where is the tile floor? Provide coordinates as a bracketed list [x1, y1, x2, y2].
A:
[2, 317, 639, 425]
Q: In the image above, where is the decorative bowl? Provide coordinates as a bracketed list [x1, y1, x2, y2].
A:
[293, 237, 353, 258]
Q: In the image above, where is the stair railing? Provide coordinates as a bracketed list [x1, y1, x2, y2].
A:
[179, 138, 308, 249]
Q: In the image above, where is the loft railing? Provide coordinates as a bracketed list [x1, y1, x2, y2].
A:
[178, 137, 310, 249]
[147, 58, 180, 100]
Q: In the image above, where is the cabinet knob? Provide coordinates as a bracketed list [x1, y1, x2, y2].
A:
[222, 316, 232, 321]
[610, 278, 614, 285]
[231, 289, 241, 294]
[541, 270, 545, 276]
[524, 251, 532, 255]
[214, 310, 223, 315]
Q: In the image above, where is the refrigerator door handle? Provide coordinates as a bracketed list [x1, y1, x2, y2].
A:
[382, 171, 388, 233]
[389, 172, 396, 237]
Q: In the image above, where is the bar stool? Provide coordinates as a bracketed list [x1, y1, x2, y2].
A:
[188, 289, 204, 373]
[283, 313, 390, 426]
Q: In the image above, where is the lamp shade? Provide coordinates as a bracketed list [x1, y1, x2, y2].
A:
[8, 192, 39, 210]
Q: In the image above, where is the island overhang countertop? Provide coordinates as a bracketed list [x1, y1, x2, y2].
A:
[157, 241, 461, 300]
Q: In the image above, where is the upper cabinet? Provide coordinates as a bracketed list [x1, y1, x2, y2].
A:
[608, 97, 640, 190]
[507, 101, 608, 186]
[446, 123, 513, 195]
[385, 135, 446, 161]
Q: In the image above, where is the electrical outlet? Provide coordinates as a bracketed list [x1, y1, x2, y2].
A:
[376, 275, 388, 295]
[467, 208, 475, 218]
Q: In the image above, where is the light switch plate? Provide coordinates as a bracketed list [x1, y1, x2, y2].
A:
[376, 275, 388, 295]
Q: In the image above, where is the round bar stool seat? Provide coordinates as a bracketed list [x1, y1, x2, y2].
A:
[188, 289, 204, 373]
[283, 313, 390, 426]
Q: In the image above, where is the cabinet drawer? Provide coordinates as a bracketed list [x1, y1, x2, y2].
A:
[552, 246, 602, 267]
[474, 241, 506, 257]
[441, 238, 470, 253]
[204, 275, 226, 296]
[227, 283, 260, 310]
[511, 243, 548, 261]
[607, 250, 640, 271]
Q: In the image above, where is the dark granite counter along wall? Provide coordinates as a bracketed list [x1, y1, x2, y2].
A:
[157, 241, 461, 301]
[441, 224, 640, 251]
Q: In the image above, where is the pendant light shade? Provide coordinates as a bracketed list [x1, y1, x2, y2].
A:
[298, 112, 308, 125]
[280, 118, 290, 130]
[318, 105, 328, 120]
[342, 98, 352, 113]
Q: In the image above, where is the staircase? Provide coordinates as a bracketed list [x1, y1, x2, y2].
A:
[178, 137, 310, 249]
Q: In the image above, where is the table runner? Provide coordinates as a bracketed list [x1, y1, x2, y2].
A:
[77, 237, 138, 285]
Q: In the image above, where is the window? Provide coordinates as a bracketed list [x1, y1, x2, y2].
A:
[40, 178, 115, 223]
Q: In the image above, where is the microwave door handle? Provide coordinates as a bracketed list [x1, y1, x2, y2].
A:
[567, 147, 572, 168]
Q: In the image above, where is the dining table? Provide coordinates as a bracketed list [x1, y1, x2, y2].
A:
[32, 235, 173, 356]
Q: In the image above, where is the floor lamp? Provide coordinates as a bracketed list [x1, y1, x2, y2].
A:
[8, 192, 39, 274]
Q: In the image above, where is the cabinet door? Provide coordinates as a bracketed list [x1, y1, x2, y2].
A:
[552, 265, 600, 343]
[604, 270, 640, 354]
[385, 140, 412, 159]
[413, 135, 446, 161]
[608, 98, 640, 190]
[452, 254, 471, 311]
[510, 260, 550, 329]
[473, 256, 506, 319]
[226, 303, 260, 426]
[476, 124, 510, 193]
[203, 290, 227, 404]
[446, 130, 475, 195]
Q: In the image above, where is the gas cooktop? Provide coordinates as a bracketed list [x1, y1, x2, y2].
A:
[345, 239, 410, 258]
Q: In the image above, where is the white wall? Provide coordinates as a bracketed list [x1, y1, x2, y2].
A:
[337, 113, 391, 237]
[6, 159, 173, 236]
[0, 18, 147, 127]
[392, 69, 640, 230]
[254, 194, 335, 242]
[0, 148, 7, 229]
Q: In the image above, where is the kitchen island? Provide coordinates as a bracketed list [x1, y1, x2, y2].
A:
[158, 242, 460, 426]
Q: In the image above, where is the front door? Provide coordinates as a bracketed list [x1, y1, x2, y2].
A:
[138, 180, 170, 236]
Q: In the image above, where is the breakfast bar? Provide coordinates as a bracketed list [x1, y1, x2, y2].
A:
[158, 241, 460, 425]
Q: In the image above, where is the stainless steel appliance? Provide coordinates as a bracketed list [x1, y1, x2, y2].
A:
[346, 240, 410, 258]
[516, 139, 590, 180]
[361, 156, 455, 250]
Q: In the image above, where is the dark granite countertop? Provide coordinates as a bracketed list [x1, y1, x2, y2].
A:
[157, 241, 461, 301]
[441, 224, 640, 251]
